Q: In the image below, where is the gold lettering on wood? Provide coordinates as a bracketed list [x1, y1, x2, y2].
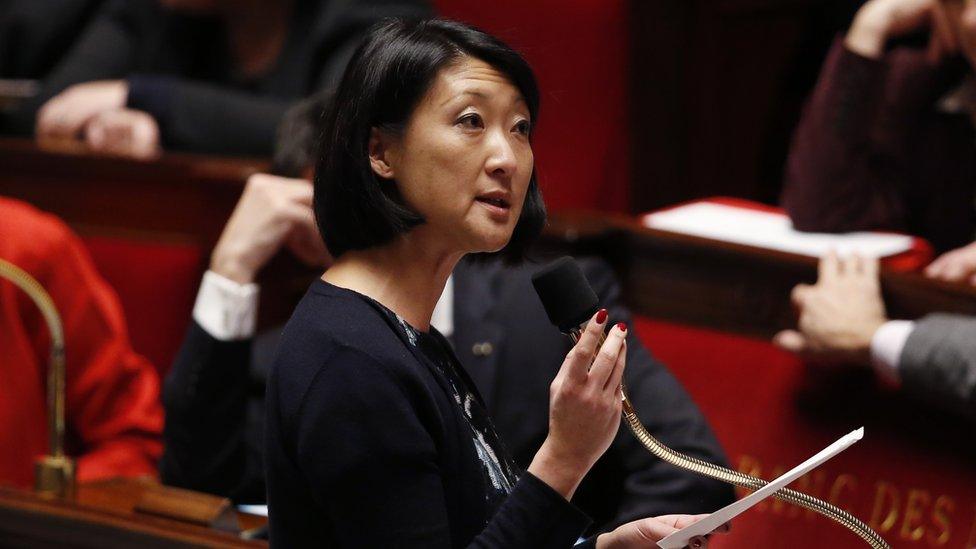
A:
[871, 482, 900, 532]
[828, 474, 858, 513]
[900, 489, 930, 541]
[928, 495, 954, 546]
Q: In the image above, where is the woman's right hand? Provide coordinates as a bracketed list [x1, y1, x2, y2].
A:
[597, 515, 731, 549]
[527, 309, 627, 500]
[846, 0, 956, 60]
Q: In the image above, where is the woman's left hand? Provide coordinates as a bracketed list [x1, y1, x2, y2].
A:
[596, 514, 730, 549]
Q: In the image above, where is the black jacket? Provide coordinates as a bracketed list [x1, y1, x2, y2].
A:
[264, 279, 590, 547]
[162, 257, 734, 530]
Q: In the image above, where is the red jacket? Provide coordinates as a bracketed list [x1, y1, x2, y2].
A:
[0, 197, 163, 488]
[783, 37, 976, 253]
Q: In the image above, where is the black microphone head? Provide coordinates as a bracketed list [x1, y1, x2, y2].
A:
[532, 256, 600, 333]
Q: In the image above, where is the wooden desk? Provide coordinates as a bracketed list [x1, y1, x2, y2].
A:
[544, 210, 976, 337]
[0, 479, 266, 548]
[0, 137, 264, 245]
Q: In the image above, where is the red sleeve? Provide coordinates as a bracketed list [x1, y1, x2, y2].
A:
[782, 37, 955, 234]
[21, 208, 164, 481]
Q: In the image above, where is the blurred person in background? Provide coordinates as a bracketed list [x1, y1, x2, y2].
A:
[0, 0, 105, 80]
[161, 91, 734, 529]
[774, 253, 975, 420]
[784, 0, 976, 285]
[0, 197, 164, 489]
[1, 0, 429, 159]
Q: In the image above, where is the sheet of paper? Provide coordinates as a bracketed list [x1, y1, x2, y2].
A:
[643, 203, 912, 258]
[237, 504, 269, 517]
[657, 428, 864, 549]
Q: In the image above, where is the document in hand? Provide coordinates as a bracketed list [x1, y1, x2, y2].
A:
[656, 428, 865, 549]
[643, 202, 913, 258]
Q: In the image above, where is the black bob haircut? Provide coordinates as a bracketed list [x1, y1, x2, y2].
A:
[313, 18, 546, 264]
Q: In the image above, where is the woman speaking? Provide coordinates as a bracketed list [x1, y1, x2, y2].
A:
[265, 18, 722, 548]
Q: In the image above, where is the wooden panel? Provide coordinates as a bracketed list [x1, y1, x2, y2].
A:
[0, 138, 264, 244]
[0, 480, 265, 548]
[543, 210, 976, 337]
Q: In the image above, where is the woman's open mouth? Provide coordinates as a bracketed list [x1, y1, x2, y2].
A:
[475, 192, 512, 219]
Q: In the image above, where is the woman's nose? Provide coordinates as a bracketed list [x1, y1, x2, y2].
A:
[484, 129, 518, 178]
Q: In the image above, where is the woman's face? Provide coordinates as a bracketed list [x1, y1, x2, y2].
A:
[372, 56, 534, 255]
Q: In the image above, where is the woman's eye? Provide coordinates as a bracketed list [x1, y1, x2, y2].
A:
[457, 113, 483, 129]
[514, 120, 531, 136]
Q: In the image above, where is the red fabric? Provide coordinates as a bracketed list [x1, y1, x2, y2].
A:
[646, 197, 935, 271]
[635, 318, 976, 548]
[82, 237, 200, 377]
[434, 0, 630, 213]
[0, 198, 163, 489]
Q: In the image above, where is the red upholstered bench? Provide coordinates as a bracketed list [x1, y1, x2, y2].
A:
[82, 236, 201, 377]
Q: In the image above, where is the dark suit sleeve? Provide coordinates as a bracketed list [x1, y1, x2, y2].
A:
[899, 314, 976, 420]
[287, 346, 590, 548]
[161, 321, 264, 502]
[582, 260, 735, 528]
[781, 34, 967, 237]
[2, 0, 138, 134]
[124, 0, 433, 155]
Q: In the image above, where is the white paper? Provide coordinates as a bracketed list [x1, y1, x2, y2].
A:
[237, 504, 269, 517]
[643, 203, 912, 258]
[657, 427, 864, 549]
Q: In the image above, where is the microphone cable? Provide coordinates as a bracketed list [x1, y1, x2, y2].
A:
[533, 257, 889, 549]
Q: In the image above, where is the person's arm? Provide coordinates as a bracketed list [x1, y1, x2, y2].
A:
[27, 214, 164, 481]
[123, 0, 434, 155]
[3, 0, 139, 135]
[782, 34, 904, 233]
[284, 346, 592, 548]
[162, 173, 323, 500]
[160, 271, 260, 500]
[782, 0, 959, 234]
[898, 313, 976, 419]
[125, 77, 290, 155]
[581, 260, 735, 527]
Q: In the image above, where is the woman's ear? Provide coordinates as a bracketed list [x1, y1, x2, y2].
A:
[368, 128, 397, 180]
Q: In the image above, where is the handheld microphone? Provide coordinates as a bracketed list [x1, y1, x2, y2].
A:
[531, 256, 888, 549]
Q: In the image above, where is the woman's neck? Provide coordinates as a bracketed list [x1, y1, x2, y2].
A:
[322, 235, 462, 332]
[219, 0, 293, 78]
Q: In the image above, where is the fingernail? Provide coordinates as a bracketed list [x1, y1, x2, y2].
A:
[616, 322, 627, 333]
[595, 309, 608, 324]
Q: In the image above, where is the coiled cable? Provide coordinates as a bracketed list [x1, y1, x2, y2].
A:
[620, 390, 888, 548]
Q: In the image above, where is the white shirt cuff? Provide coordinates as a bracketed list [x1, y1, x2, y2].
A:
[192, 270, 259, 341]
[869, 320, 915, 384]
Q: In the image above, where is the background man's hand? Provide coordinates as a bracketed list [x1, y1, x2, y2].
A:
[210, 173, 330, 284]
[925, 241, 976, 285]
[84, 109, 161, 160]
[36, 80, 129, 140]
[846, 0, 957, 60]
[774, 253, 889, 364]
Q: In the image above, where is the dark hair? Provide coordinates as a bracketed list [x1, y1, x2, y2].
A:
[271, 89, 335, 178]
[313, 18, 545, 263]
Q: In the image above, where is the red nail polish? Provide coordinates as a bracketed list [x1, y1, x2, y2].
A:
[616, 322, 627, 332]
[595, 309, 608, 324]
